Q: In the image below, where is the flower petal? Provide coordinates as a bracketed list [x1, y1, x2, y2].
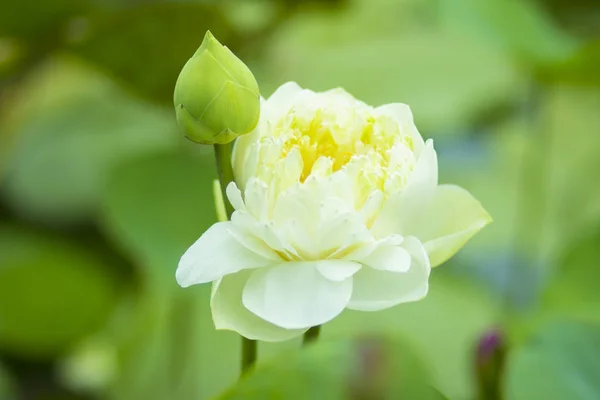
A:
[211, 271, 306, 341]
[232, 108, 263, 191]
[348, 237, 430, 311]
[264, 82, 310, 122]
[316, 260, 362, 281]
[272, 172, 367, 259]
[371, 140, 438, 239]
[244, 178, 270, 221]
[360, 243, 411, 272]
[242, 262, 353, 329]
[375, 103, 425, 155]
[416, 184, 492, 267]
[315, 212, 372, 259]
[266, 81, 304, 105]
[176, 222, 277, 287]
[226, 221, 282, 262]
[226, 182, 245, 212]
[231, 211, 289, 253]
[405, 139, 438, 192]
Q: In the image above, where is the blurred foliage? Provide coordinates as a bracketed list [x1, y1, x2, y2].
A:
[541, 227, 600, 323]
[505, 321, 600, 399]
[1, 58, 177, 225]
[219, 336, 441, 400]
[101, 150, 217, 280]
[1, 0, 600, 399]
[0, 224, 122, 358]
[258, 0, 522, 133]
[0, 362, 16, 400]
[539, 40, 600, 87]
[0, 0, 88, 40]
[69, 3, 235, 104]
[541, 0, 600, 38]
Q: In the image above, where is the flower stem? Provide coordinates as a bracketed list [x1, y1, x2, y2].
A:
[241, 337, 257, 374]
[213, 143, 235, 218]
[303, 326, 321, 346]
[213, 142, 257, 376]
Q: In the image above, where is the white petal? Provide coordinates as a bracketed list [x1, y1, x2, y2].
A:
[348, 237, 430, 311]
[264, 82, 308, 122]
[371, 140, 438, 239]
[316, 260, 362, 281]
[417, 185, 492, 267]
[232, 122, 262, 191]
[226, 182, 245, 212]
[267, 81, 304, 104]
[211, 271, 306, 342]
[176, 222, 275, 287]
[315, 212, 372, 259]
[360, 243, 411, 272]
[242, 262, 352, 329]
[324, 87, 357, 103]
[226, 221, 282, 261]
[376, 103, 425, 155]
[244, 178, 270, 221]
[272, 174, 366, 259]
[271, 190, 313, 258]
[332, 233, 403, 261]
[280, 147, 304, 187]
[406, 139, 438, 191]
[231, 211, 288, 252]
[360, 189, 384, 227]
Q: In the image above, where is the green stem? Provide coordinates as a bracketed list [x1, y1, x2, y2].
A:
[213, 142, 257, 376]
[303, 326, 321, 346]
[242, 337, 257, 374]
[213, 143, 235, 218]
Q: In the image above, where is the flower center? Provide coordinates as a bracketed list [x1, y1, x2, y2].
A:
[280, 111, 367, 182]
[252, 98, 418, 208]
[278, 105, 415, 190]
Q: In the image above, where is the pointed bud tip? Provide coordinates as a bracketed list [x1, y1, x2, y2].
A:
[197, 30, 221, 54]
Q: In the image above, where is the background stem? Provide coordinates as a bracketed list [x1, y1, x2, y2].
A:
[213, 142, 257, 376]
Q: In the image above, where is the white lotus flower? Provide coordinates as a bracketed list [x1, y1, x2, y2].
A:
[176, 82, 491, 341]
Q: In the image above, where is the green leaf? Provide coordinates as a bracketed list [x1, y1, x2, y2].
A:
[219, 336, 440, 400]
[505, 320, 600, 400]
[0, 224, 121, 358]
[1, 57, 177, 225]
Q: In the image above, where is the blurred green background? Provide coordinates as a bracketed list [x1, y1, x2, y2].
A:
[1, 0, 599, 399]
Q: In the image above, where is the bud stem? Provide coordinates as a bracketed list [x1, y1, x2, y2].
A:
[213, 144, 236, 218]
[303, 325, 321, 346]
[212, 142, 257, 377]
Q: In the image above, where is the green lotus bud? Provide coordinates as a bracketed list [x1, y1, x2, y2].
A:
[174, 31, 260, 145]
